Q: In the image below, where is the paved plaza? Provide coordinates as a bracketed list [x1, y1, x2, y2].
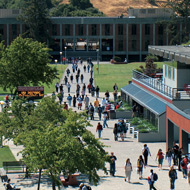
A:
[0, 62, 190, 190]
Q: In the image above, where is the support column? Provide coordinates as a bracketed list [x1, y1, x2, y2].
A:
[139, 24, 142, 62]
[99, 24, 102, 59]
[153, 23, 155, 45]
[179, 129, 188, 154]
[86, 24, 88, 51]
[180, 23, 182, 44]
[7, 24, 9, 45]
[60, 24, 62, 52]
[73, 24, 75, 51]
[167, 119, 174, 150]
[166, 26, 169, 45]
[113, 24, 115, 59]
[126, 23, 128, 59]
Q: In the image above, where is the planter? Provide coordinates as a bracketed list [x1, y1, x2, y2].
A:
[110, 59, 127, 64]
[115, 110, 132, 119]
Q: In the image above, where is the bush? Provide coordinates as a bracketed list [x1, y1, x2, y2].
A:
[113, 56, 121, 62]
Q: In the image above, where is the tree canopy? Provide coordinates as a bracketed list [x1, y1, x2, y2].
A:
[0, 97, 109, 189]
[0, 36, 57, 95]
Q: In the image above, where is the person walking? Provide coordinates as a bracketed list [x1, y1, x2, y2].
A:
[76, 74, 79, 84]
[89, 103, 94, 120]
[84, 95, 90, 109]
[66, 68, 70, 77]
[70, 74, 73, 83]
[166, 148, 173, 167]
[82, 83, 86, 93]
[67, 94, 72, 107]
[103, 112, 108, 128]
[156, 149, 164, 169]
[113, 90, 118, 102]
[96, 122, 103, 138]
[149, 169, 157, 190]
[105, 90, 110, 100]
[67, 82, 71, 93]
[58, 91, 63, 105]
[97, 104, 103, 120]
[173, 142, 179, 166]
[113, 83, 118, 91]
[169, 165, 177, 190]
[95, 86, 100, 98]
[83, 64, 86, 72]
[64, 76, 68, 85]
[124, 158, 132, 183]
[89, 77, 93, 85]
[137, 155, 145, 179]
[94, 98, 99, 113]
[113, 123, 118, 141]
[142, 144, 151, 166]
[80, 74, 84, 83]
[55, 82, 59, 93]
[77, 96, 83, 110]
[59, 84, 63, 92]
[110, 152, 117, 176]
[101, 98, 107, 111]
[181, 155, 188, 178]
[187, 162, 190, 184]
[73, 95, 76, 107]
[87, 83, 92, 94]
[87, 64, 90, 73]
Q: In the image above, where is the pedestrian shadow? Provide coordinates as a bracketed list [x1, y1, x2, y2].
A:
[148, 165, 158, 168]
[101, 138, 110, 140]
[131, 181, 143, 185]
[117, 140, 134, 142]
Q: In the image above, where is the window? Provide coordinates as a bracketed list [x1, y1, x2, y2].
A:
[145, 40, 150, 50]
[91, 24, 97, 36]
[12, 24, 17, 36]
[132, 40, 136, 51]
[52, 24, 57, 36]
[0, 24, 4, 35]
[65, 24, 70, 36]
[165, 65, 167, 77]
[118, 24, 123, 35]
[145, 24, 150, 35]
[118, 40, 123, 51]
[105, 24, 110, 35]
[158, 39, 163, 45]
[78, 24, 83, 36]
[158, 25, 163, 35]
[168, 66, 172, 79]
[172, 67, 175, 80]
[132, 24, 136, 35]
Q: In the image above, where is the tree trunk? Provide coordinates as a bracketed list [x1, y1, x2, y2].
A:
[37, 169, 42, 190]
[13, 89, 18, 100]
[50, 173, 56, 190]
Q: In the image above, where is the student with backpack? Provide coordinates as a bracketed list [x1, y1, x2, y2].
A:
[142, 144, 151, 166]
[137, 155, 145, 179]
[148, 169, 157, 190]
[155, 149, 164, 169]
[169, 165, 177, 190]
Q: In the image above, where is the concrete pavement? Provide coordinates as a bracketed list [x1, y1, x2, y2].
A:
[1, 61, 190, 190]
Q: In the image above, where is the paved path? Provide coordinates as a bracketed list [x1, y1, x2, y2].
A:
[1, 61, 190, 190]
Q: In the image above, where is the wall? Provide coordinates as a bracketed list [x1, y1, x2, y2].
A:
[138, 113, 166, 142]
[177, 68, 190, 88]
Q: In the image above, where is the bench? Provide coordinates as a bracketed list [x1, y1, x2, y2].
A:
[60, 173, 80, 186]
[3, 161, 25, 173]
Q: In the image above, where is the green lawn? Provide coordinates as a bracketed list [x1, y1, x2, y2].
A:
[94, 62, 164, 92]
[0, 64, 67, 95]
[0, 146, 17, 167]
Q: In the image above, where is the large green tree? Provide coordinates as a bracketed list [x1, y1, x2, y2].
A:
[0, 36, 57, 95]
[165, 0, 190, 44]
[19, 0, 51, 42]
[0, 97, 109, 190]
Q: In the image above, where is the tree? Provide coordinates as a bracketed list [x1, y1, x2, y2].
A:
[19, 0, 51, 42]
[164, 0, 190, 44]
[0, 36, 57, 96]
[69, 0, 92, 9]
[0, 97, 109, 190]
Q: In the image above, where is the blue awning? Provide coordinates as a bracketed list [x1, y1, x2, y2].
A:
[121, 83, 166, 116]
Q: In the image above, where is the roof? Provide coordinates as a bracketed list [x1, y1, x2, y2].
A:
[121, 83, 167, 116]
[148, 45, 190, 64]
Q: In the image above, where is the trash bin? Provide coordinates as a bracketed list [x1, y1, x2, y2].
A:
[109, 109, 116, 119]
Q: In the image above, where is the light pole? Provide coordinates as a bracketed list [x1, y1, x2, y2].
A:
[64, 46, 67, 65]
[96, 49, 99, 74]
[60, 51, 63, 73]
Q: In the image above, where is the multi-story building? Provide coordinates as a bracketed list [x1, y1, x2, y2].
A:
[121, 45, 190, 153]
[0, 8, 184, 61]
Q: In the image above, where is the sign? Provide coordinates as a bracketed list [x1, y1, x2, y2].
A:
[17, 86, 44, 99]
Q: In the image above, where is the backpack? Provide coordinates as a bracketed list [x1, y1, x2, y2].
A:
[153, 173, 158, 181]
[180, 159, 185, 167]
[138, 159, 143, 168]
[143, 148, 148, 156]
[90, 106, 94, 112]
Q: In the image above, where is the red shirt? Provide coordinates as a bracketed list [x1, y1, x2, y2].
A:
[96, 124, 103, 131]
[157, 152, 163, 159]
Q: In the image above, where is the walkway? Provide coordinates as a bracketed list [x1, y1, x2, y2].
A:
[1, 61, 190, 190]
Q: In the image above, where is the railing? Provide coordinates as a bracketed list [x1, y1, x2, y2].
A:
[132, 70, 190, 100]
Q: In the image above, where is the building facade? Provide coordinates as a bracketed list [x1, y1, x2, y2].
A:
[0, 8, 184, 61]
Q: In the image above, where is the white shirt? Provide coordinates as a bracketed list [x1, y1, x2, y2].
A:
[102, 99, 106, 106]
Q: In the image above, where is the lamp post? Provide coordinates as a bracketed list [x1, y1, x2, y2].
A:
[96, 49, 99, 74]
[60, 51, 63, 73]
[64, 46, 67, 65]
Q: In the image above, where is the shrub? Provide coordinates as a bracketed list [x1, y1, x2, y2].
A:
[113, 56, 121, 62]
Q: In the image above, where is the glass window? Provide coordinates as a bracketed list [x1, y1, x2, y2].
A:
[0, 24, 4, 35]
[145, 40, 150, 50]
[158, 25, 163, 35]
[52, 24, 57, 36]
[105, 24, 110, 35]
[78, 24, 84, 36]
[145, 24, 150, 35]
[118, 24, 123, 35]
[132, 24, 136, 35]
[132, 40, 136, 51]
[168, 66, 172, 79]
[65, 24, 70, 36]
[172, 67, 175, 80]
[91, 24, 97, 36]
[118, 40, 123, 51]
[12, 24, 17, 36]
